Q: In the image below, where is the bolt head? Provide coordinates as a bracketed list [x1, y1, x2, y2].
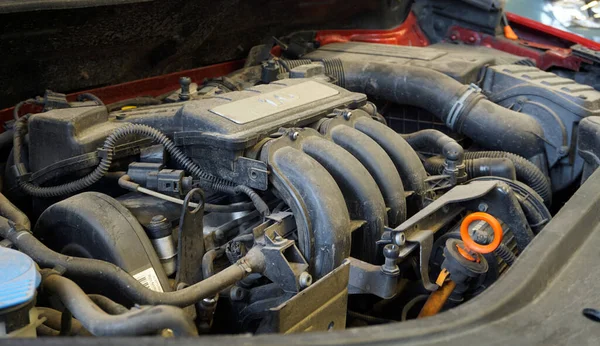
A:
[151, 215, 166, 223]
[290, 131, 299, 140]
[343, 110, 352, 120]
[478, 203, 488, 212]
[299, 271, 313, 288]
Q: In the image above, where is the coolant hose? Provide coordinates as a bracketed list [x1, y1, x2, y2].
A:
[0, 219, 265, 307]
[13, 120, 268, 214]
[319, 60, 547, 160]
[42, 272, 198, 336]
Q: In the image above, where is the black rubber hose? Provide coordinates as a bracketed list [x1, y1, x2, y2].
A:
[205, 201, 255, 213]
[0, 192, 30, 230]
[37, 324, 60, 336]
[37, 307, 91, 336]
[213, 210, 261, 240]
[88, 294, 129, 315]
[14, 121, 269, 214]
[76, 93, 104, 105]
[202, 248, 225, 279]
[402, 129, 463, 161]
[106, 96, 160, 112]
[13, 98, 42, 120]
[465, 158, 517, 181]
[424, 152, 549, 204]
[424, 156, 517, 181]
[464, 151, 551, 205]
[42, 272, 198, 336]
[1, 223, 264, 307]
[321, 60, 547, 160]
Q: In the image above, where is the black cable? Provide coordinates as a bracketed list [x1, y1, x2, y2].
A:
[59, 309, 72, 336]
[77, 93, 104, 105]
[13, 98, 42, 121]
[13, 121, 269, 214]
[347, 311, 394, 324]
[463, 151, 551, 206]
[401, 295, 429, 321]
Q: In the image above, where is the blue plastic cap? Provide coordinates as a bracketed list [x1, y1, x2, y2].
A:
[0, 247, 40, 310]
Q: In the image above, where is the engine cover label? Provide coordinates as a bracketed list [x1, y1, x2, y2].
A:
[209, 81, 340, 124]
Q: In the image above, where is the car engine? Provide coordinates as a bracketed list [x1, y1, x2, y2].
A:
[2, 38, 600, 338]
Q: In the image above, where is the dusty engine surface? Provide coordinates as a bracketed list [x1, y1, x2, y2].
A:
[1, 40, 600, 338]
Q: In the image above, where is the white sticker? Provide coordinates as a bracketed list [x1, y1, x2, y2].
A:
[132, 267, 164, 292]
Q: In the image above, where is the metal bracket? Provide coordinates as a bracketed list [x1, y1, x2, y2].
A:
[176, 188, 205, 286]
[347, 257, 400, 299]
[402, 230, 437, 291]
[386, 180, 533, 291]
[262, 260, 350, 333]
[254, 216, 310, 293]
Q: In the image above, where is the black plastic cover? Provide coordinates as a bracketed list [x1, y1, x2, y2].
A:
[34, 192, 171, 294]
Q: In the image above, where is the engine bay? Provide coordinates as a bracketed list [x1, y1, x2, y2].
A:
[2, 29, 600, 338]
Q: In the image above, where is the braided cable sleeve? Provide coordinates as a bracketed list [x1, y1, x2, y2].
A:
[16, 123, 269, 214]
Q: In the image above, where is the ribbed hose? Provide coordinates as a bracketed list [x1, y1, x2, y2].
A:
[424, 157, 516, 181]
[13, 116, 113, 198]
[463, 151, 551, 206]
[14, 121, 269, 214]
[495, 243, 516, 266]
[424, 152, 550, 205]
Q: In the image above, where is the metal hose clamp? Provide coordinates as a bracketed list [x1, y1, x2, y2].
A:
[446, 83, 482, 130]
